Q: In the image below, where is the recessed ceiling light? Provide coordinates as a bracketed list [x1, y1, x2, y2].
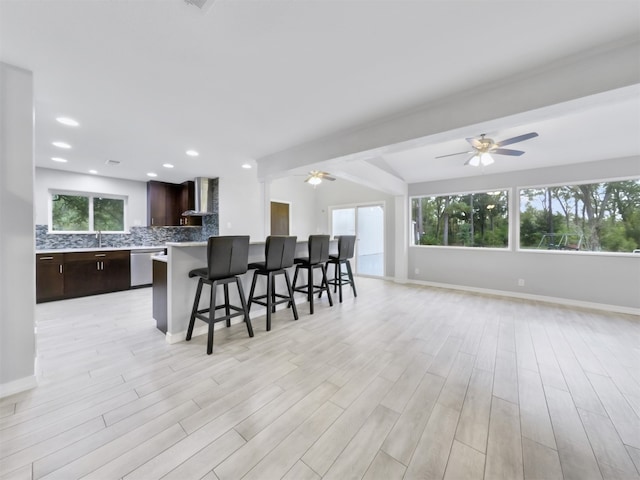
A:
[51, 157, 68, 163]
[89, 169, 98, 174]
[186, 150, 199, 157]
[56, 117, 79, 127]
[52, 141, 71, 149]
[162, 163, 174, 169]
[241, 163, 252, 169]
[147, 172, 158, 177]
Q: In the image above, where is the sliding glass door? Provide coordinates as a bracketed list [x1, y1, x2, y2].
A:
[331, 204, 384, 277]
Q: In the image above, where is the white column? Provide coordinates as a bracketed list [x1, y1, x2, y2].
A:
[260, 178, 271, 240]
[0, 62, 37, 397]
[394, 194, 408, 283]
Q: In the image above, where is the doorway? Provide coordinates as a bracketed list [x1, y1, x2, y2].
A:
[331, 204, 384, 276]
[270, 201, 290, 235]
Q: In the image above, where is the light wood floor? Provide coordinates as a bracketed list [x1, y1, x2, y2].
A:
[1, 278, 640, 480]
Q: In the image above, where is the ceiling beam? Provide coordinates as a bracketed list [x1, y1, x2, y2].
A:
[257, 36, 640, 181]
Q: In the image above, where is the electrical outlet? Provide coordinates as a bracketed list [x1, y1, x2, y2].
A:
[415, 267, 420, 275]
[518, 278, 525, 287]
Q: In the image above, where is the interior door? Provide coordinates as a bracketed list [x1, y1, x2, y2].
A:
[270, 201, 290, 235]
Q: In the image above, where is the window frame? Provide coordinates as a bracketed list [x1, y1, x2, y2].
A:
[48, 189, 128, 234]
[516, 175, 640, 256]
[409, 187, 512, 251]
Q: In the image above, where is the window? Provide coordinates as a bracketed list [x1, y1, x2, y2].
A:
[519, 179, 640, 252]
[411, 190, 509, 248]
[51, 192, 126, 232]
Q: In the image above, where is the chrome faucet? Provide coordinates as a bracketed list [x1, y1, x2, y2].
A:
[96, 230, 102, 248]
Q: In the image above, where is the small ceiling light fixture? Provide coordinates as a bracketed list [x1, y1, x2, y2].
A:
[89, 169, 98, 174]
[468, 152, 494, 167]
[147, 172, 158, 177]
[162, 163, 174, 169]
[241, 163, 252, 169]
[186, 150, 199, 157]
[307, 176, 322, 186]
[480, 152, 494, 166]
[52, 141, 71, 149]
[56, 117, 79, 127]
[51, 157, 68, 163]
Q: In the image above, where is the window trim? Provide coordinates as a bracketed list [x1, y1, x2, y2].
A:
[48, 189, 128, 234]
[409, 187, 512, 250]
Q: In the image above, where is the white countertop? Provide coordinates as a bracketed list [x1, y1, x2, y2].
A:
[36, 246, 166, 254]
[166, 241, 267, 247]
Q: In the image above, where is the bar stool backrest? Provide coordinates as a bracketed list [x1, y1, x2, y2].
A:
[307, 235, 330, 264]
[264, 235, 298, 270]
[336, 235, 356, 261]
[207, 235, 250, 280]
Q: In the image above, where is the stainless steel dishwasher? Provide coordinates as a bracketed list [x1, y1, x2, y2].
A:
[130, 248, 165, 287]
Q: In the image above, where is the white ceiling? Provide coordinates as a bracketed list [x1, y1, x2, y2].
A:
[1, 0, 639, 186]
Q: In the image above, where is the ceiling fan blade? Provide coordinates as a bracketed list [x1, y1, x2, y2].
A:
[465, 137, 483, 148]
[324, 176, 336, 181]
[495, 132, 538, 147]
[491, 148, 525, 156]
[435, 151, 473, 159]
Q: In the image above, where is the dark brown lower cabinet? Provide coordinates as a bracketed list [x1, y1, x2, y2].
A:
[152, 260, 167, 333]
[36, 250, 131, 302]
[36, 254, 65, 302]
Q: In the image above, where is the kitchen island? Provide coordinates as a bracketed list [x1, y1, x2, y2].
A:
[158, 239, 337, 343]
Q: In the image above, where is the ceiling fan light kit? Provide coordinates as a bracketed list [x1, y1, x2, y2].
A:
[437, 132, 538, 167]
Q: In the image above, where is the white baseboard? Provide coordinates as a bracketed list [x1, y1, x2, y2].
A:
[407, 279, 640, 316]
[0, 375, 37, 399]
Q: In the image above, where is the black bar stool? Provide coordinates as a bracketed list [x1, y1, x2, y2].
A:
[247, 235, 298, 331]
[186, 236, 254, 354]
[291, 235, 333, 315]
[326, 235, 357, 302]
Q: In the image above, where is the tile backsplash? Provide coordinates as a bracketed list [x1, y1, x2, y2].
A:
[36, 215, 219, 250]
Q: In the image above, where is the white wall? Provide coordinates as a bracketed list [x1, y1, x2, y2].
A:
[408, 156, 640, 311]
[0, 63, 37, 396]
[34, 168, 147, 228]
[217, 170, 264, 240]
[270, 176, 317, 239]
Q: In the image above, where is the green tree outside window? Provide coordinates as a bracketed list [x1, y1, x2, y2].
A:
[50, 192, 126, 232]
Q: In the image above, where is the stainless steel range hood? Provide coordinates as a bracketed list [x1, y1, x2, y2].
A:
[182, 177, 218, 216]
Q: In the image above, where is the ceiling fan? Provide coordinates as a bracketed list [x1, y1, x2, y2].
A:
[436, 132, 539, 166]
[304, 170, 335, 186]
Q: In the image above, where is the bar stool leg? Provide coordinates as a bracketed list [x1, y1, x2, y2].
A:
[236, 277, 254, 337]
[271, 273, 277, 313]
[334, 262, 339, 293]
[288, 266, 299, 309]
[223, 283, 231, 327]
[308, 266, 314, 315]
[207, 280, 218, 355]
[247, 271, 258, 312]
[320, 264, 333, 306]
[187, 278, 204, 341]
[346, 260, 357, 297]
[266, 272, 272, 331]
[284, 270, 298, 320]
